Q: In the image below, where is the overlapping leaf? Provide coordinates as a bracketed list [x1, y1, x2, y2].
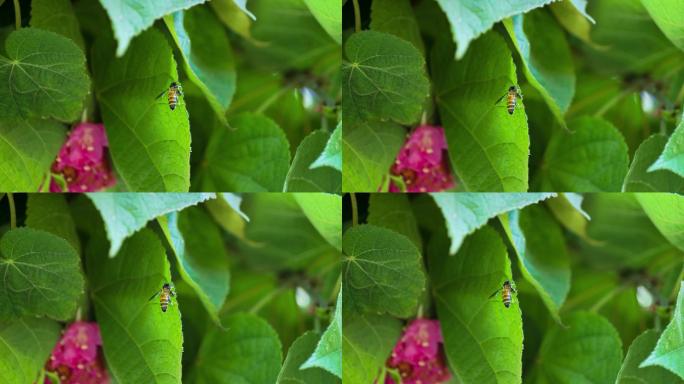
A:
[636, 193, 684, 252]
[277, 331, 340, 383]
[285, 131, 341, 193]
[91, 29, 191, 192]
[649, 111, 684, 178]
[432, 31, 529, 191]
[624, 134, 684, 192]
[616, 330, 681, 383]
[294, 193, 342, 251]
[300, 290, 341, 377]
[0, 228, 83, 321]
[370, 0, 424, 53]
[342, 313, 401, 383]
[310, 122, 342, 172]
[26, 194, 80, 253]
[0, 318, 60, 384]
[30, 0, 85, 49]
[303, 0, 342, 45]
[368, 193, 422, 249]
[641, 0, 684, 52]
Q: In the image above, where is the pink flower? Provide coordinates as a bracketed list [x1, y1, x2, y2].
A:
[45, 322, 109, 384]
[50, 123, 116, 192]
[385, 318, 451, 384]
[389, 125, 455, 192]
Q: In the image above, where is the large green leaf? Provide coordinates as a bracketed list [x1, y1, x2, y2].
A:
[368, 193, 422, 249]
[429, 226, 523, 384]
[240, 194, 339, 270]
[616, 330, 681, 383]
[539, 116, 629, 192]
[86, 192, 215, 256]
[310, 121, 342, 172]
[624, 134, 684, 192]
[0, 118, 65, 192]
[434, 0, 555, 59]
[342, 313, 402, 383]
[195, 113, 291, 192]
[636, 193, 684, 252]
[432, 31, 529, 191]
[501, 206, 570, 323]
[370, 0, 425, 53]
[285, 131, 341, 193]
[503, 9, 575, 124]
[97, 0, 207, 56]
[30, 0, 85, 49]
[210, 0, 254, 41]
[0, 28, 90, 122]
[26, 194, 80, 254]
[191, 313, 282, 384]
[641, 0, 684, 52]
[431, 193, 556, 254]
[159, 207, 230, 323]
[640, 282, 684, 379]
[342, 31, 429, 127]
[0, 317, 61, 384]
[342, 120, 404, 192]
[277, 331, 340, 383]
[164, 6, 236, 125]
[86, 229, 183, 383]
[549, 0, 596, 45]
[293, 193, 342, 252]
[303, 0, 341, 45]
[530, 312, 623, 383]
[343, 224, 425, 318]
[0, 228, 83, 321]
[300, 289, 341, 377]
[92, 29, 191, 192]
[648, 112, 684, 178]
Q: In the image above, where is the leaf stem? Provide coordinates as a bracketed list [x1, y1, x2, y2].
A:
[255, 87, 289, 114]
[12, 0, 21, 30]
[593, 88, 631, 118]
[589, 285, 625, 313]
[352, 0, 361, 33]
[350, 193, 358, 226]
[7, 193, 16, 230]
[248, 286, 286, 314]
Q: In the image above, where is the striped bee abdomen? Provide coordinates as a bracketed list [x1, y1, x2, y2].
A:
[507, 92, 516, 115]
[160, 293, 170, 312]
[168, 90, 178, 111]
[502, 289, 512, 308]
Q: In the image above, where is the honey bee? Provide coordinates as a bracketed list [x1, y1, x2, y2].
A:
[148, 283, 176, 312]
[488, 280, 517, 308]
[156, 82, 184, 110]
[495, 86, 523, 115]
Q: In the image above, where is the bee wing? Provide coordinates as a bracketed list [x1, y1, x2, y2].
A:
[148, 290, 161, 301]
[488, 288, 500, 298]
[494, 93, 507, 105]
[155, 90, 167, 99]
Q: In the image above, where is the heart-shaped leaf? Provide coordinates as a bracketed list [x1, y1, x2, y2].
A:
[368, 193, 422, 249]
[0, 317, 61, 384]
[370, 0, 424, 53]
[26, 194, 80, 254]
[342, 313, 402, 383]
[30, 0, 85, 49]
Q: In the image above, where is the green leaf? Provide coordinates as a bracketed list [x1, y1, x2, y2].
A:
[500, 206, 570, 323]
[164, 6, 236, 125]
[303, 0, 341, 45]
[549, 0, 597, 46]
[503, 9, 575, 123]
[86, 192, 215, 256]
[0, 28, 90, 122]
[616, 330, 681, 383]
[624, 134, 684, 192]
[310, 121, 342, 172]
[342, 313, 401, 383]
[342, 31, 429, 127]
[231, 0, 255, 19]
[432, 31, 529, 191]
[196, 113, 291, 192]
[342, 120, 404, 192]
[648, 112, 684, 178]
[431, 192, 556, 254]
[159, 207, 230, 322]
[342, 224, 425, 318]
[86, 229, 183, 383]
[0, 317, 61, 384]
[240, 194, 339, 270]
[640, 282, 684, 379]
[192, 313, 282, 384]
[277, 331, 340, 383]
[641, 0, 684, 52]
[0, 228, 83, 321]
[293, 193, 342, 251]
[539, 116, 629, 192]
[92, 29, 191, 191]
[370, 0, 425, 54]
[97, 0, 207, 56]
[26, 194, 80, 254]
[285, 131, 342, 193]
[30, 0, 85, 49]
[546, 193, 591, 239]
[434, 0, 555, 59]
[429, 226, 523, 384]
[210, 0, 255, 41]
[368, 194, 422, 249]
[636, 193, 684, 252]
[530, 312, 623, 383]
[300, 289, 341, 377]
[0, 118, 65, 192]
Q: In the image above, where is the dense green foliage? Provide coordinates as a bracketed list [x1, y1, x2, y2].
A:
[343, 193, 684, 383]
[343, 0, 684, 192]
[0, 193, 341, 383]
